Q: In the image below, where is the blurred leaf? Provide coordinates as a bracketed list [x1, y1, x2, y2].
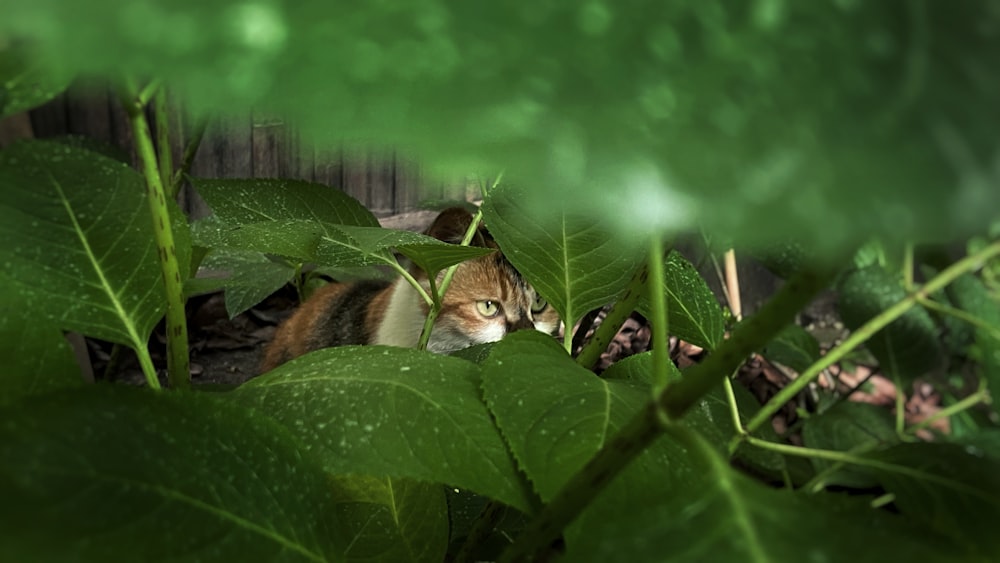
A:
[329, 475, 448, 563]
[637, 250, 725, 350]
[761, 324, 821, 373]
[192, 178, 379, 227]
[184, 249, 294, 318]
[0, 140, 167, 351]
[0, 386, 347, 562]
[6, 3, 999, 251]
[801, 401, 898, 488]
[947, 274, 1000, 409]
[861, 442, 1000, 560]
[838, 265, 944, 384]
[0, 43, 70, 119]
[482, 183, 644, 330]
[0, 280, 83, 406]
[231, 345, 536, 514]
[951, 430, 1000, 461]
[566, 432, 957, 562]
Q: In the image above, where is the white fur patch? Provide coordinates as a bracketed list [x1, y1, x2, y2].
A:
[374, 281, 425, 349]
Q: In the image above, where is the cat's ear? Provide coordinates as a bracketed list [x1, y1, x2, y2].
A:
[425, 207, 489, 247]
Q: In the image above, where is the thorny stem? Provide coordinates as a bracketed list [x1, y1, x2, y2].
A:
[576, 262, 650, 371]
[739, 240, 1000, 441]
[500, 266, 834, 562]
[119, 78, 191, 390]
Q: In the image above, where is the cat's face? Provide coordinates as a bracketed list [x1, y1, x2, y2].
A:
[424, 252, 560, 354]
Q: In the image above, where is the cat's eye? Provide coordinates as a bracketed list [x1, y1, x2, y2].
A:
[476, 300, 501, 317]
[530, 294, 548, 313]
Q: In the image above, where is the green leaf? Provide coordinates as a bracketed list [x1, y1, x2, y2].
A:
[9, 3, 999, 251]
[185, 249, 294, 318]
[231, 346, 536, 514]
[861, 442, 1000, 560]
[0, 43, 70, 118]
[329, 476, 448, 563]
[837, 265, 944, 384]
[0, 140, 165, 351]
[0, 386, 346, 562]
[0, 281, 83, 406]
[192, 178, 379, 228]
[947, 274, 1000, 409]
[481, 183, 644, 330]
[481, 331, 650, 502]
[603, 350, 784, 475]
[395, 243, 495, 278]
[801, 401, 898, 488]
[760, 324, 821, 373]
[566, 432, 957, 562]
[637, 250, 725, 350]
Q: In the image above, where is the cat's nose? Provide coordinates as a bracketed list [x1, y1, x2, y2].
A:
[506, 315, 534, 333]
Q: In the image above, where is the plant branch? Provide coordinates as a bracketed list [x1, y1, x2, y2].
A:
[577, 263, 649, 371]
[648, 238, 671, 390]
[169, 116, 208, 198]
[119, 79, 190, 390]
[153, 88, 173, 192]
[740, 240, 1000, 438]
[919, 297, 1000, 341]
[500, 265, 835, 562]
[907, 377, 989, 435]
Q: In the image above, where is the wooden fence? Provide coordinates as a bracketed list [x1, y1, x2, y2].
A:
[25, 82, 469, 219]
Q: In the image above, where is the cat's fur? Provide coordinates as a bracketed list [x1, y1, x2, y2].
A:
[260, 207, 560, 371]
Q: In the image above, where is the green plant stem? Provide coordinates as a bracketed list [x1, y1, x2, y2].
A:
[500, 266, 834, 562]
[120, 80, 191, 390]
[153, 88, 173, 191]
[740, 240, 1000, 439]
[416, 207, 485, 350]
[661, 266, 836, 418]
[170, 117, 208, 198]
[907, 377, 989, 435]
[902, 243, 914, 291]
[648, 238, 671, 390]
[919, 297, 1000, 341]
[389, 262, 434, 308]
[136, 78, 161, 107]
[577, 263, 649, 370]
[723, 376, 746, 448]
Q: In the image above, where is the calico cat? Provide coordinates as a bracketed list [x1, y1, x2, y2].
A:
[260, 207, 560, 371]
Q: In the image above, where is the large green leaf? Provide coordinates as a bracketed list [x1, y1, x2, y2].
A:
[637, 250, 725, 350]
[6, 3, 999, 251]
[565, 432, 957, 562]
[481, 332, 652, 501]
[0, 43, 71, 119]
[837, 265, 944, 384]
[185, 249, 295, 318]
[0, 277, 83, 406]
[0, 386, 346, 562]
[481, 183, 644, 330]
[231, 346, 536, 514]
[801, 401, 898, 488]
[861, 442, 1000, 560]
[0, 140, 168, 350]
[192, 178, 380, 228]
[329, 476, 448, 563]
